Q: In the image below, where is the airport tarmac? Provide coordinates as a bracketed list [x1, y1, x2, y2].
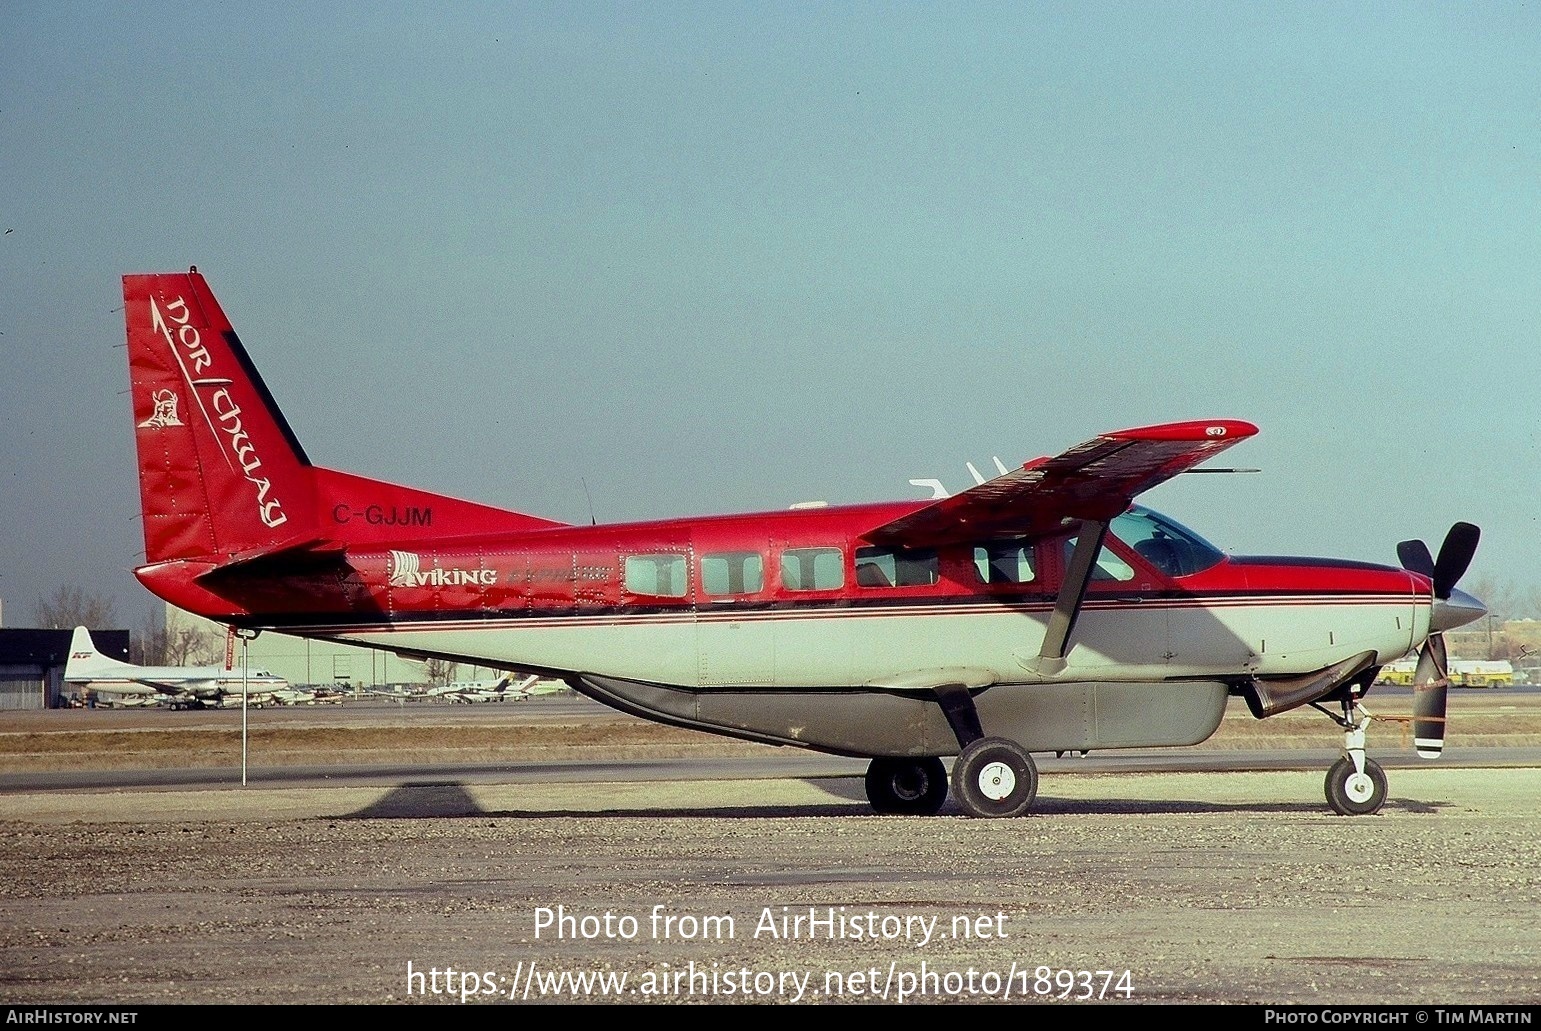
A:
[2, 693, 1539, 1006]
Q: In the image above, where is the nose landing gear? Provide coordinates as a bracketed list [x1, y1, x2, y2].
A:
[1318, 693, 1389, 816]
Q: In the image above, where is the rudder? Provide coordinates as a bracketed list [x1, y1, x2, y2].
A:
[123, 268, 317, 564]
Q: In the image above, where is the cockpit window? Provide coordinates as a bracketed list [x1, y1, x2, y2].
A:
[1110, 506, 1224, 577]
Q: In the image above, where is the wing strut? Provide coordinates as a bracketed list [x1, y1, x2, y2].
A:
[1025, 519, 1108, 678]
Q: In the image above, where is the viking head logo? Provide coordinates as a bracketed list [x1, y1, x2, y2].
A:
[137, 389, 184, 428]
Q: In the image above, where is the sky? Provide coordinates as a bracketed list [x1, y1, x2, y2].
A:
[2, 1, 1539, 629]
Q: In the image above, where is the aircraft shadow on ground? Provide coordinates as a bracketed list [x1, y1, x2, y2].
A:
[342, 781, 1456, 820]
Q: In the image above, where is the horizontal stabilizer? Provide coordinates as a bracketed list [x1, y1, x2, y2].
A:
[197, 533, 351, 578]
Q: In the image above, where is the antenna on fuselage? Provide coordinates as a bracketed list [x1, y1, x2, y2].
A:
[964, 457, 1011, 486]
[909, 478, 948, 500]
[581, 478, 596, 525]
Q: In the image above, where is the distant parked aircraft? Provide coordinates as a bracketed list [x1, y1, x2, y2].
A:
[63, 626, 290, 709]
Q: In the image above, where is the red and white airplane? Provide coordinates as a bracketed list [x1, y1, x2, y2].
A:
[119, 268, 1486, 818]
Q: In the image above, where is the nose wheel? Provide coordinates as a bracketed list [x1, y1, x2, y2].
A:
[1320, 693, 1389, 816]
[1325, 755, 1388, 816]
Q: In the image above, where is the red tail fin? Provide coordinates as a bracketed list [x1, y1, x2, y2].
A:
[124, 268, 567, 577]
[124, 268, 317, 564]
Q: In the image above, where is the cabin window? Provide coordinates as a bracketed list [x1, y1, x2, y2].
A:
[972, 541, 1037, 584]
[1061, 534, 1136, 582]
[701, 551, 765, 597]
[780, 547, 845, 591]
[624, 554, 688, 597]
[854, 546, 939, 588]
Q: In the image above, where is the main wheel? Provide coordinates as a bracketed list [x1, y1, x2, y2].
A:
[1324, 756, 1388, 816]
[950, 737, 1038, 818]
[864, 757, 948, 815]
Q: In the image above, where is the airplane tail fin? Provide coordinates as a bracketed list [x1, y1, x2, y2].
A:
[123, 268, 317, 565]
[64, 627, 135, 680]
[123, 268, 568, 578]
[511, 674, 549, 698]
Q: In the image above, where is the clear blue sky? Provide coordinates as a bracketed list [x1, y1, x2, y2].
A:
[2, 2, 1538, 628]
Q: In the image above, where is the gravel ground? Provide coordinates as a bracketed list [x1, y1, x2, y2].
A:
[2, 695, 1540, 1007]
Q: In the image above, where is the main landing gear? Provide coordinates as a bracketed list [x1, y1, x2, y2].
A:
[860, 682, 1041, 819]
[864, 757, 948, 815]
[951, 737, 1038, 818]
[861, 742, 1040, 819]
[863, 515, 1094, 819]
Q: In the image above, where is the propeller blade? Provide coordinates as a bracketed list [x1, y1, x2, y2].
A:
[1432, 522, 1480, 600]
[1397, 539, 1435, 579]
[1412, 633, 1450, 759]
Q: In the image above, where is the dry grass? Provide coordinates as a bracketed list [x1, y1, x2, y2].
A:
[0, 720, 777, 772]
[3, 694, 1538, 773]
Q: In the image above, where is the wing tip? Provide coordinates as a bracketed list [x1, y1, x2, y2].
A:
[1106, 420, 1259, 442]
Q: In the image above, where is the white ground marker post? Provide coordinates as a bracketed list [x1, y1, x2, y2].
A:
[226, 626, 256, 786]
[241, 634, 249, 786]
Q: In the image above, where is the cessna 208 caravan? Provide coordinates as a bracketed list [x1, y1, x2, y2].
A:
[120, 268, 1486, 818]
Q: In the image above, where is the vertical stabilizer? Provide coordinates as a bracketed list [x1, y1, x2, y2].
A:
[123, 269, 317, 564]
[64, 626, 133, 679]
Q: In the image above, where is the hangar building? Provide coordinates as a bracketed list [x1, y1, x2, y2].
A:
[0, 628, 131, 709]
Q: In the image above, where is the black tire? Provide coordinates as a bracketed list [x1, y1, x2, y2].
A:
[1324, 756, 1388, 816]
[950, 737, 1038, 818]
[864, 757, 949, 815]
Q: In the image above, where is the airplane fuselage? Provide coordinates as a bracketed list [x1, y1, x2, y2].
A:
[135, 502, 1430, 756]
[67, 671, 288, 697]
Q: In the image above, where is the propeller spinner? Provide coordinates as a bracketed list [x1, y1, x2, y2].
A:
[1396, 522, 1483, 759]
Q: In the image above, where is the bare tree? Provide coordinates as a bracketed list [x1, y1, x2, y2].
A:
[422, 657, 460, 686]
[32, 584, 118, 630]
[159, 608, 223, 667]
[1460, 577, 1541, 660]
[1521, 586, 1541, 622]
[130, 605, 166, 665]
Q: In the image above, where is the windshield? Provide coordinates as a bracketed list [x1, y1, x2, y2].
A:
[1110, 506, 1225, 577]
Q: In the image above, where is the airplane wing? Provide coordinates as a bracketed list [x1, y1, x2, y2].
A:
[168, 678, 225, 698]
[366, 686, 420, 700]
[119, 677, 216, 696]
[864, 420, 1258, 546]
